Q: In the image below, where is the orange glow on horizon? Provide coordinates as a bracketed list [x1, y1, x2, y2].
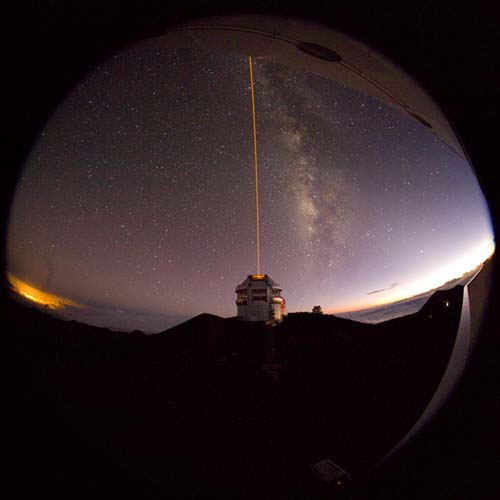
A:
[325, 239, 495, 315]
[7, 273, 82, 310]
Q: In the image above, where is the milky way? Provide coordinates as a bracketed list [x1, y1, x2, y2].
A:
[255, 59, 355, 274]
[7, 44, 494, 331]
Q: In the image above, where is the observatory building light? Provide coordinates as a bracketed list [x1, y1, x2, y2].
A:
[235, 274, 287, 324]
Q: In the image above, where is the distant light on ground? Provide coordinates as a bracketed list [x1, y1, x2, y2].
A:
[7, 273, 82, 309]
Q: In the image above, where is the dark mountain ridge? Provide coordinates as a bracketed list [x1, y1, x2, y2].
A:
[7, 286, 463, 499]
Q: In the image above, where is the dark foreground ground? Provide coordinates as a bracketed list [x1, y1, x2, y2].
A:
[7, 286, 463, 499]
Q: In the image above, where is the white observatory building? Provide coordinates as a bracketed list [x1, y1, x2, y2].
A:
[235, 274, 287, 323]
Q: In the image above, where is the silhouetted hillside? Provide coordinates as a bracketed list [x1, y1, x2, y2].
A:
[7, 286, 464, 499]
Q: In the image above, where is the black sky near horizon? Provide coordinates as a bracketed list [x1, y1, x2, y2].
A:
[6, 44, 494, 331]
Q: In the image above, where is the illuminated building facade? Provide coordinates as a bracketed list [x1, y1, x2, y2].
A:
[235, 274, 287, 323]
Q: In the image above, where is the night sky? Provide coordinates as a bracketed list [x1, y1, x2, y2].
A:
[6, 44, 495, 332]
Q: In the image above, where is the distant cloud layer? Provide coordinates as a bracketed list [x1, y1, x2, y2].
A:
[367, 282, 400, 295]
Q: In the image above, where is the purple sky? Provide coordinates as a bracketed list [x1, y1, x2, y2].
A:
[7, 45, 495, 332]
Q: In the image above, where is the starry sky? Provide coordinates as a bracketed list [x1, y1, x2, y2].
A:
[6, 44, 495, 332]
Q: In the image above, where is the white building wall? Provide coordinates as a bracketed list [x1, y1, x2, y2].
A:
[235, 274, 285, 323]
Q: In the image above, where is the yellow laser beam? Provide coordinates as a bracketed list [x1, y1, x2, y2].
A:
[249, 55, 261, 275]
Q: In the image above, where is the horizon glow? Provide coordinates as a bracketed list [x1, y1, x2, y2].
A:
[6, 44, 496, 331]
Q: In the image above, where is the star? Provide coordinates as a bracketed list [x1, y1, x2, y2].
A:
[6, 43, 494, 331]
